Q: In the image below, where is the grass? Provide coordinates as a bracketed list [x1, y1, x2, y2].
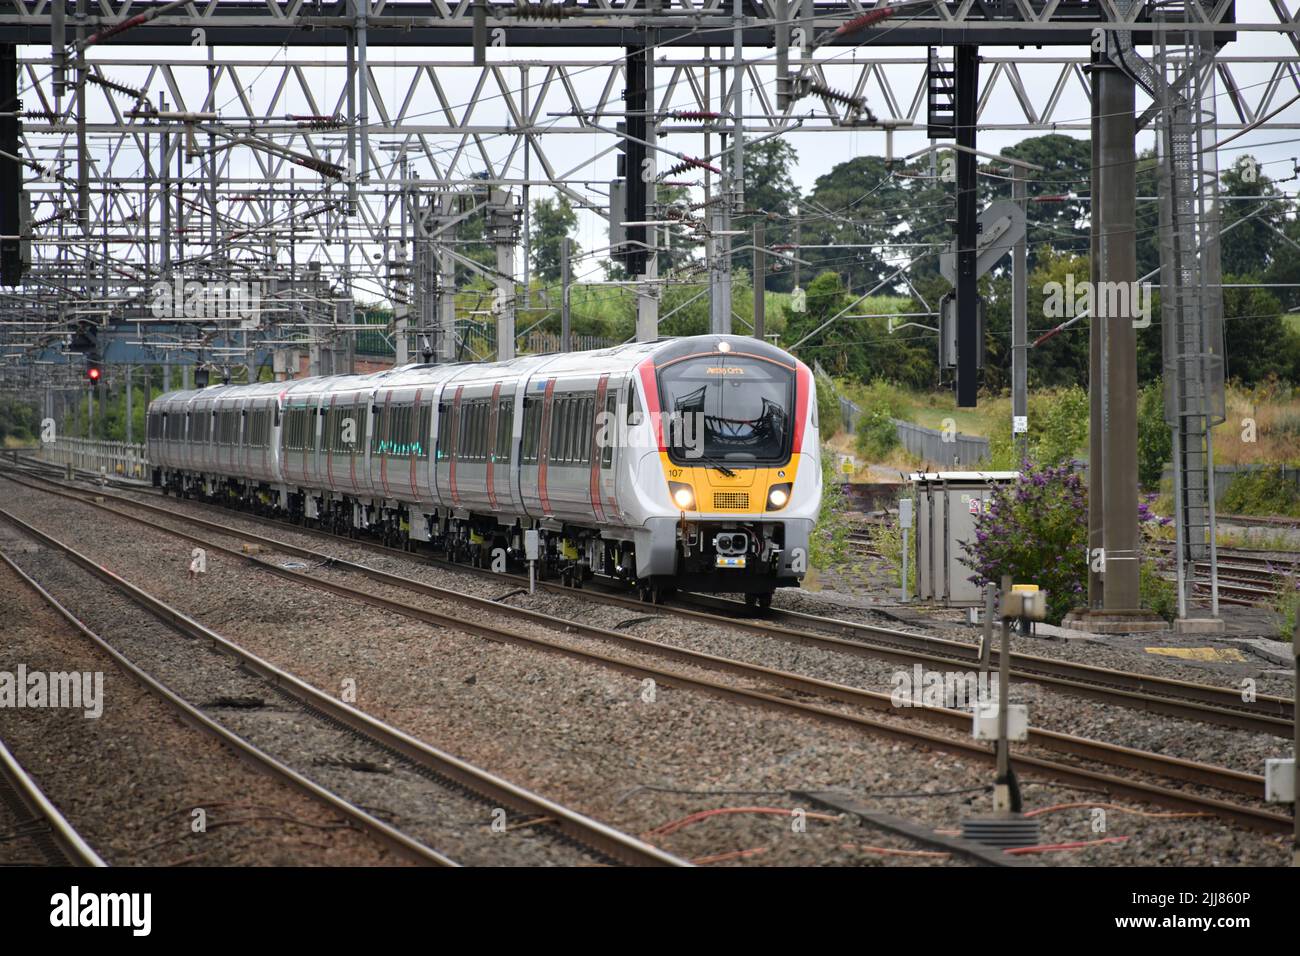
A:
[1214, 381, 1300, 467]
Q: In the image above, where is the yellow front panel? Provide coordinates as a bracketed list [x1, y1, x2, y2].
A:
[660, 453, 801, 513]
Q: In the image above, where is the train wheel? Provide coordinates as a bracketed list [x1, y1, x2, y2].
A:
[758, 592, 772, 610]
[745, 593, 758, 608]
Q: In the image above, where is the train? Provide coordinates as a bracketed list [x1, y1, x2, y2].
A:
[146, 334, 823, 605]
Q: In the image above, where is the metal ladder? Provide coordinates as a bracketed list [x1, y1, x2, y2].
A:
[1111, 5, 1225, 617]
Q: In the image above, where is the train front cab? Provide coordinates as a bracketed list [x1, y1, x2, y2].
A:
[633, 337, 819, 605]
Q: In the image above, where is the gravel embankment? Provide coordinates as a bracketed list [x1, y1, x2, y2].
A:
[0, 524, 603, 866]
[0, 479, 1291, 865]
[0, 555, 404, 866]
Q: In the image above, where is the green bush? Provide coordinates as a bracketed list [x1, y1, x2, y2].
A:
[1220, 467, 1300, 518]
[1034, 385, 1089, 465]
[1273, 571, 1300, 641]
[1136, 380, 1172, 490]
[1139, 556, 1178, 622]
[815, 375, 842, 438]
[809, 450, 850, 570]
[852, 379, 904, 461]
[855, 408, 899, 461]
[864, 503, 909, 591]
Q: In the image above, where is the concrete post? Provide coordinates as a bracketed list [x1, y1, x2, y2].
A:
[560, 236, 572, 352]
[394, 304, 409, 365]
[1087, 63, 1106, 611]
[1011, 167, 1028, 462]
[636, 257, 659, 343]
[1096, 63, 1143, 613]
[753, 220, 766, 340]
[491, 187, 517, 361]
[125, 364, 132, 445]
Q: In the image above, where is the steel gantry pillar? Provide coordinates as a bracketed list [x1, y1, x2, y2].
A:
[1069, 57, 1162, 632]
[1097, 61, 1142, 613]
[954, 45, 980, 408]
[631, 41, 659, 342]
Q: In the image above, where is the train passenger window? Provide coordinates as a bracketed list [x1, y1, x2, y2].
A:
[563, 398, 575, 464]
[417, 404, 431, 458]
[551, 397, 567, 464]
[462, 404, 472, 460]
[495, 399, 513, 463]
[566, 397, 578, 463]
[436, 402, 450, 461]
[626, 389, 642, 426]
[581, 396, 595, 465]
[401, 405, 413, 455]
[521, 398, 539, 464]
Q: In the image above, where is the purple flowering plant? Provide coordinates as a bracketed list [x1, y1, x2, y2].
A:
[963, 460, 1089, 625]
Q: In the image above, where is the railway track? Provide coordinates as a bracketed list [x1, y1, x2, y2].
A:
[0, 503, 684, 868]
[852, 525, 1298, 608]
[1, 467, 1292, 836]
[0, 734, 106, 867]
[8, 463, 1289, 737]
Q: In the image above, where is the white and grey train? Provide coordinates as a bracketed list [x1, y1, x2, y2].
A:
[147, 335, 823, 604]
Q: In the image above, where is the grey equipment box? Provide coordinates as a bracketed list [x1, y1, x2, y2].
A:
[912, 471, 1020, 605]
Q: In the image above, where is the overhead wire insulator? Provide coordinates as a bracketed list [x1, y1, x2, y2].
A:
[512, 2, 572, 19]
[835, 7, 897, 36]
[22, 109, 55, 122]
[32, 209, 69, 229]
[86, 72, 147, 102]
[288, 114, 345, 130]
[294, 156, 345, 179]
[666, 110, 721, 122]
[659, 159, 696, 179]
[809, 82, 877, 122]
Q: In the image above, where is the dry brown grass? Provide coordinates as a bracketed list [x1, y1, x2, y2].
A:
[1215, 380, 1300, 466]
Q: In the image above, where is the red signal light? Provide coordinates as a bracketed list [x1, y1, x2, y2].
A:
[86, 365, 101, 382]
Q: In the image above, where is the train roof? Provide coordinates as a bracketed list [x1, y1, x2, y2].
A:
[148, 335, 803, 409]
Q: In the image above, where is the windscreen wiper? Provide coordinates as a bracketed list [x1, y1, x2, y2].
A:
[696, 456, 737, 478]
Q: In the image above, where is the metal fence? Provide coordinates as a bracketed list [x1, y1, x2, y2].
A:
[521, 331, 617, 354]
[891, 419, 990, 468]
[36, 438, 150, 481]
[1160, 463, 1300, 505]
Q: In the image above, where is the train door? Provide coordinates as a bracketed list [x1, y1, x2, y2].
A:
[489, 382, 516, 515]
[591, 373, 621, 524]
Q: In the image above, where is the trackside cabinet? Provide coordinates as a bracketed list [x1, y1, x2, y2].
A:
[912, 471, 1019, 605]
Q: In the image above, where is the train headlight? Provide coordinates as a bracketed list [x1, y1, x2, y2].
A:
[766, 483, 792, 511]
[669, 482, 695, 511]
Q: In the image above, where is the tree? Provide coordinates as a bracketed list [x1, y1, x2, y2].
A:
[1219, 155, 1286, 279]
[530, 195, 579, 284]
[801, 155, 910, 291]
[995, 135, 1092, 273]
[1221, 282, 1300, 385]
[738, 139, 800, 292]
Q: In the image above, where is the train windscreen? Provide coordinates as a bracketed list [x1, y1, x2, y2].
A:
[657, 354, 793, 463]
